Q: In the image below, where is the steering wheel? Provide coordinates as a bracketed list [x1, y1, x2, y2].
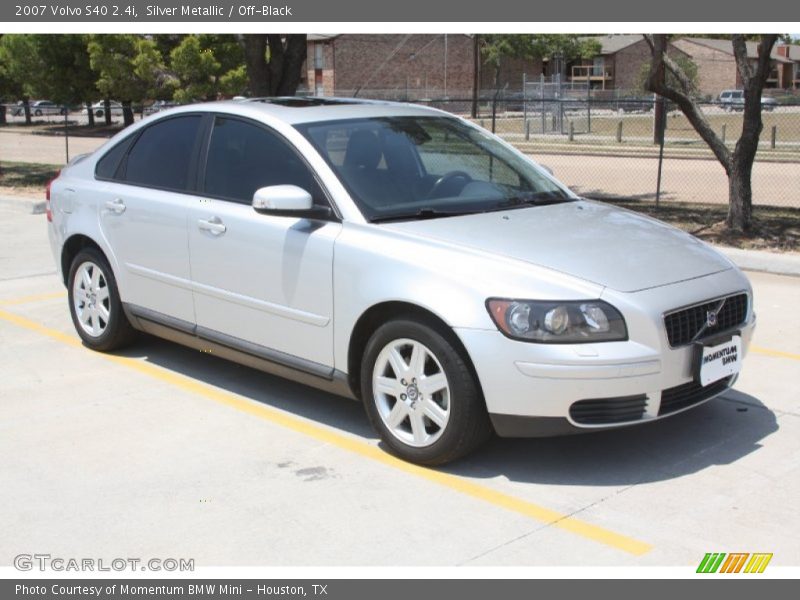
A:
[429, 170, 473, 198]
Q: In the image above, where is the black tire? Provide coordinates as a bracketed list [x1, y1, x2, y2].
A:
[95, 109, 104, 117]
[360, 318, 492, 465]
[67, 247, 136, 352]
[34, 109, 42, 116]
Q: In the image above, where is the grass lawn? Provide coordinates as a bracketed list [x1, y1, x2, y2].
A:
[488, 109, 800, 150]
[604, 198, 800, 253]
[0, 161, 61, 192]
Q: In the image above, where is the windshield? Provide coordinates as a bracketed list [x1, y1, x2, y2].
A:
[295, 116, 573, 222]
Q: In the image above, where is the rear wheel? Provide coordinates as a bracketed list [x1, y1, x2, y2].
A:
[361, 318, 491, 465]
[67, 247, 136, 351]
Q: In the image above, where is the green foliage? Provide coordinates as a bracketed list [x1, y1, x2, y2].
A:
[88, 34, 165, 102]
[481, 34, 602, 68]
[219, 65, 248, 97]
[0, 35, 38, 99]
[170, 34, 246, 102]
[29, 35, 96, 105]
[170, 36, 220, 103]
[637, 54, 699, 95]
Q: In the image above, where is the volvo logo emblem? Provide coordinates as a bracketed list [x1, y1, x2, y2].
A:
[706, 310, 718, 328]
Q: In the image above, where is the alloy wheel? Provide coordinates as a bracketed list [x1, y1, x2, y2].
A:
[72, 261, 111, 337]
[372, 338, 451, 447]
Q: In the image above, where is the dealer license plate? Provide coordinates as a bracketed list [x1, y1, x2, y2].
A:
[696, 335, 742, 387]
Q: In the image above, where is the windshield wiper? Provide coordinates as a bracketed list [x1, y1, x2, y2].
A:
[370, 208, 472, 223]
[498, 191, 572, 208]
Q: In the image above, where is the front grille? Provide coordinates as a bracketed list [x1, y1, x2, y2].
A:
[569, 394, 647, 425]
[664, 293, 748, 347]
[658, 376, 733, 416]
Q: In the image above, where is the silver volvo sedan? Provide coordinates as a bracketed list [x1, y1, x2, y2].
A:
[47, 98, 755, 465]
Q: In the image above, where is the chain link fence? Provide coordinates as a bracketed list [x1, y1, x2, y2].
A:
[413, 94, 800, 209]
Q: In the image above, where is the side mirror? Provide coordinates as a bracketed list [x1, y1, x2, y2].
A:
[540, 164, 554, 176]
[252, 185, 331, 219]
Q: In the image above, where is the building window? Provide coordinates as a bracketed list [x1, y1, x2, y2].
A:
[314, 43, 325, 69]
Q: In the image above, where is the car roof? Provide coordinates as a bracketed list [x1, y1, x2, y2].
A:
[156, 97, 450, 125]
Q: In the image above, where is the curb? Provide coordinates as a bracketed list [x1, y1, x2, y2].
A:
[717, 246, 800, 278]
[1, 194, 798, 277]
[0, 194, 45, 215]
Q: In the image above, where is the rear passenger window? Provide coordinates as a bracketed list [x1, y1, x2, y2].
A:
[95, 135, 135, 180]
[122, 115, 202, 191]
[203, 116, 321, 204]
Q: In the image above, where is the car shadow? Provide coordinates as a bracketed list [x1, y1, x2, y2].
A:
[114, 335, 778, 486]
[444, 389, 778, 486]
[114, 335, 375, 439]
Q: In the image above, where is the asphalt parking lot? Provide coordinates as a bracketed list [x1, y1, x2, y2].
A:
[1, 202, 799, 567]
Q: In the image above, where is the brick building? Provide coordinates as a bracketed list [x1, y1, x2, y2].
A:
[672, 37, 799, 97]
[303, 34, 543, 99]
[301, 35, 800, 101]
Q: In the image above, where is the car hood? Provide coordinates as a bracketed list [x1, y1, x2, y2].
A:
[383, 200, 732, 293]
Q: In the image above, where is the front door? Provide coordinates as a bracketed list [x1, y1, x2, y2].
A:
[187, 115, 340, 368]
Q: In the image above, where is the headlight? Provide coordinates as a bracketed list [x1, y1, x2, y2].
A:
[486, 299, 627, 343]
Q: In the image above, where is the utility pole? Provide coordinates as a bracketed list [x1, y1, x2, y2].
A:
[444, 34, 448, 98]
[471, 35, 479, 118]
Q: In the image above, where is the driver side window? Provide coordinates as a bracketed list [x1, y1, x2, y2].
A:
[203, 116, 327, 206]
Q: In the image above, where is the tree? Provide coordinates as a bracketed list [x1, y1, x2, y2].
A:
[27, 35, 98, 126]
[170, 36, 220, 103]
[643, 34, 778, 232]
[480, 34, 602, 88]
[170, 34, 246, 102]
[88, 35, 166, 126]
[240, 34, 307, 96]
[219, 65, 248, 97]
[0, 35, 38, 124]
[636, 54, 698, 95]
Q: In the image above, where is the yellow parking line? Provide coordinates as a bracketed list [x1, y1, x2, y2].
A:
[751, 345, 800, 362]
[0, 291, 66, 306]
[0, 306, 652, 556]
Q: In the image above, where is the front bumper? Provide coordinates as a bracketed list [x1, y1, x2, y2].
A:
[455, 272, 756, 437]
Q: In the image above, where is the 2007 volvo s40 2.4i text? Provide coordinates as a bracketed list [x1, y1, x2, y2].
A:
[47, 98, 755, 465]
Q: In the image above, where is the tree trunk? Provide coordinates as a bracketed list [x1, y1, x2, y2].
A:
[85, 101, 95, 127]
[23, 98, 31, 125]
[0, 105, 6, 125]
[122, 100, 134, 127]
[104, 98, 111, 126]
[726, 159, 753, 232]
[471, 35, 479, 119]
[643, 34, 777, 235]
[243, 35, 270, 96]
[269, 35, 307, 96]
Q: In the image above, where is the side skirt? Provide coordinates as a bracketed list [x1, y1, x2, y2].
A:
[123, 303, 357, 401]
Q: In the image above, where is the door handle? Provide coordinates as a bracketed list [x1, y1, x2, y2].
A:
[197, 216, 226, 235]
[104, 198, 126, 214]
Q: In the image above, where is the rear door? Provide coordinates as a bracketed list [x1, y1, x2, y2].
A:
[97, 114, 205, 325]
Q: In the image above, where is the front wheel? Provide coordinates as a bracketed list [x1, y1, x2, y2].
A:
[67, 247, 136, 351]
[361, 319, 491, 465]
